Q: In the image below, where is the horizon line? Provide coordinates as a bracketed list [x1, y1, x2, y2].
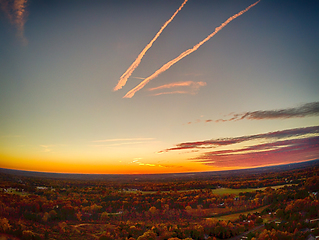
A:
[0, 159, 317, 176]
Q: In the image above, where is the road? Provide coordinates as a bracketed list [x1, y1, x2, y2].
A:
[228, 219, 279, 240]
[228, 224, 265, 240]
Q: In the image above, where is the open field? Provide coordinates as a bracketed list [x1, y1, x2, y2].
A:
[211, 184, 297, 195]
[211, 205, 270, 221]
[124, 183, 298, 195]
[0, 188, 28, 196]
[256, 184, 296, 191]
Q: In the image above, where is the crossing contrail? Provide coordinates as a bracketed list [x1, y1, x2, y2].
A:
[123, 0, 260, 98]
[113, 0, 188, 91]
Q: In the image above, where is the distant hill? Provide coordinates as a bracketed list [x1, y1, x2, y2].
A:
[0, 159, 318, 182]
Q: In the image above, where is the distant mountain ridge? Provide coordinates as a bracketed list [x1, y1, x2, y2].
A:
[0, 159, 318, 182]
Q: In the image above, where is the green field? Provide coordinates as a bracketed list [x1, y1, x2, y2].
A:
[122, 184, 296, 195]
[256, 184, 296, 191]
[1, 188, 28, 196]
[211, 205, 270, 221]
[211, 188, 256, 195]
[211, 184, 296, 196]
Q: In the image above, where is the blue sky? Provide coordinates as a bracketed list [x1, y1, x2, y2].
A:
[0, 0, 318, 173]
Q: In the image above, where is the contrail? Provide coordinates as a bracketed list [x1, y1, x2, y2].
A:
[148, 81, 206, 96]
[123, 0, 260, 98]
[113, 0, 188, 91]
[148, 81, 206, 91]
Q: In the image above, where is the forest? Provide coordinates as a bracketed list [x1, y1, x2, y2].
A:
[0, 162, 318, 240]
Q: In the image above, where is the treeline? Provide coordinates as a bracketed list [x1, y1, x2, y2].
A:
[0, 166, 318, 239]
[1, 165, 317, 192]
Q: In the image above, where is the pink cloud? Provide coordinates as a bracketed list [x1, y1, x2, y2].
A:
[193, 137, 319, 168]
[186, 102, 319, 125]
[159, 126, 319, 169]
[148, 81, 206, 96]
[148, 81, 206, 91]
[160, 126, 319, 152]
[211, 102, 319, 123]
[151, 91, 189, 96]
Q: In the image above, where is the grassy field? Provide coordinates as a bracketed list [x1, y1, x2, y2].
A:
[256, 184, 296, 191]
[10, 189, 29, 196]
[211, 205, 270, 221]
[122, 184, 296, 195]
[211, 188, 256, 195]
[0, 188, 29, 196]
[211, 184, 296, 196]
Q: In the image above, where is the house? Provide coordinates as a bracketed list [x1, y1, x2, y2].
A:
[306, 234, 315, 240]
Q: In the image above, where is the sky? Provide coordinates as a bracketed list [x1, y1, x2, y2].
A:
[0, 0, 318, 174]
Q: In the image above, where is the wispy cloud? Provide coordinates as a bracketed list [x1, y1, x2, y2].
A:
[40, 145, 54, 153]
[159, 125, 319, 168]
[123, 0, 260, 98]
[130, 158, 156, 167]
[130, 158, 191, 170]
[151, 91, 189, 96]
[148, 81, 206, 96]
[159, 125, 319, 152]
[216, 102, 319, 122]
[193, 136, 319, 168]
[92, 138, 154, 143]
[92, 142, 147, 147]
[0, 0, 28, 45]
[138, 163, 156, 167]
[186, 102, 319, 124]
[91, 138, 155, 147]
[113, 0, 188, 91]
[148, 81, 203, 91]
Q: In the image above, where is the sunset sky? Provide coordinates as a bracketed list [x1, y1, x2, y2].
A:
[1, 0, 318, 174]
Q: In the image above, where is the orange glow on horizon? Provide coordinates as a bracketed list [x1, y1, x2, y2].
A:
[0, 153, 209, 174]
[1, 152, 316, 175]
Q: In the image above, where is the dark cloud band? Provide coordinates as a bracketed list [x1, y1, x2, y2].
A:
[159, 125, 319, 168]
[160, 125, 319, 152]
[217, 102, 319, 122]
[193, 136, 319, 168]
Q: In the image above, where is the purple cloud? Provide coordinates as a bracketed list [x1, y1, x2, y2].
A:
[193, 136, 319, 168]
[186, 102, 319, 125]
[160, 126, 319, 152]
[215, 102, 319, 122]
